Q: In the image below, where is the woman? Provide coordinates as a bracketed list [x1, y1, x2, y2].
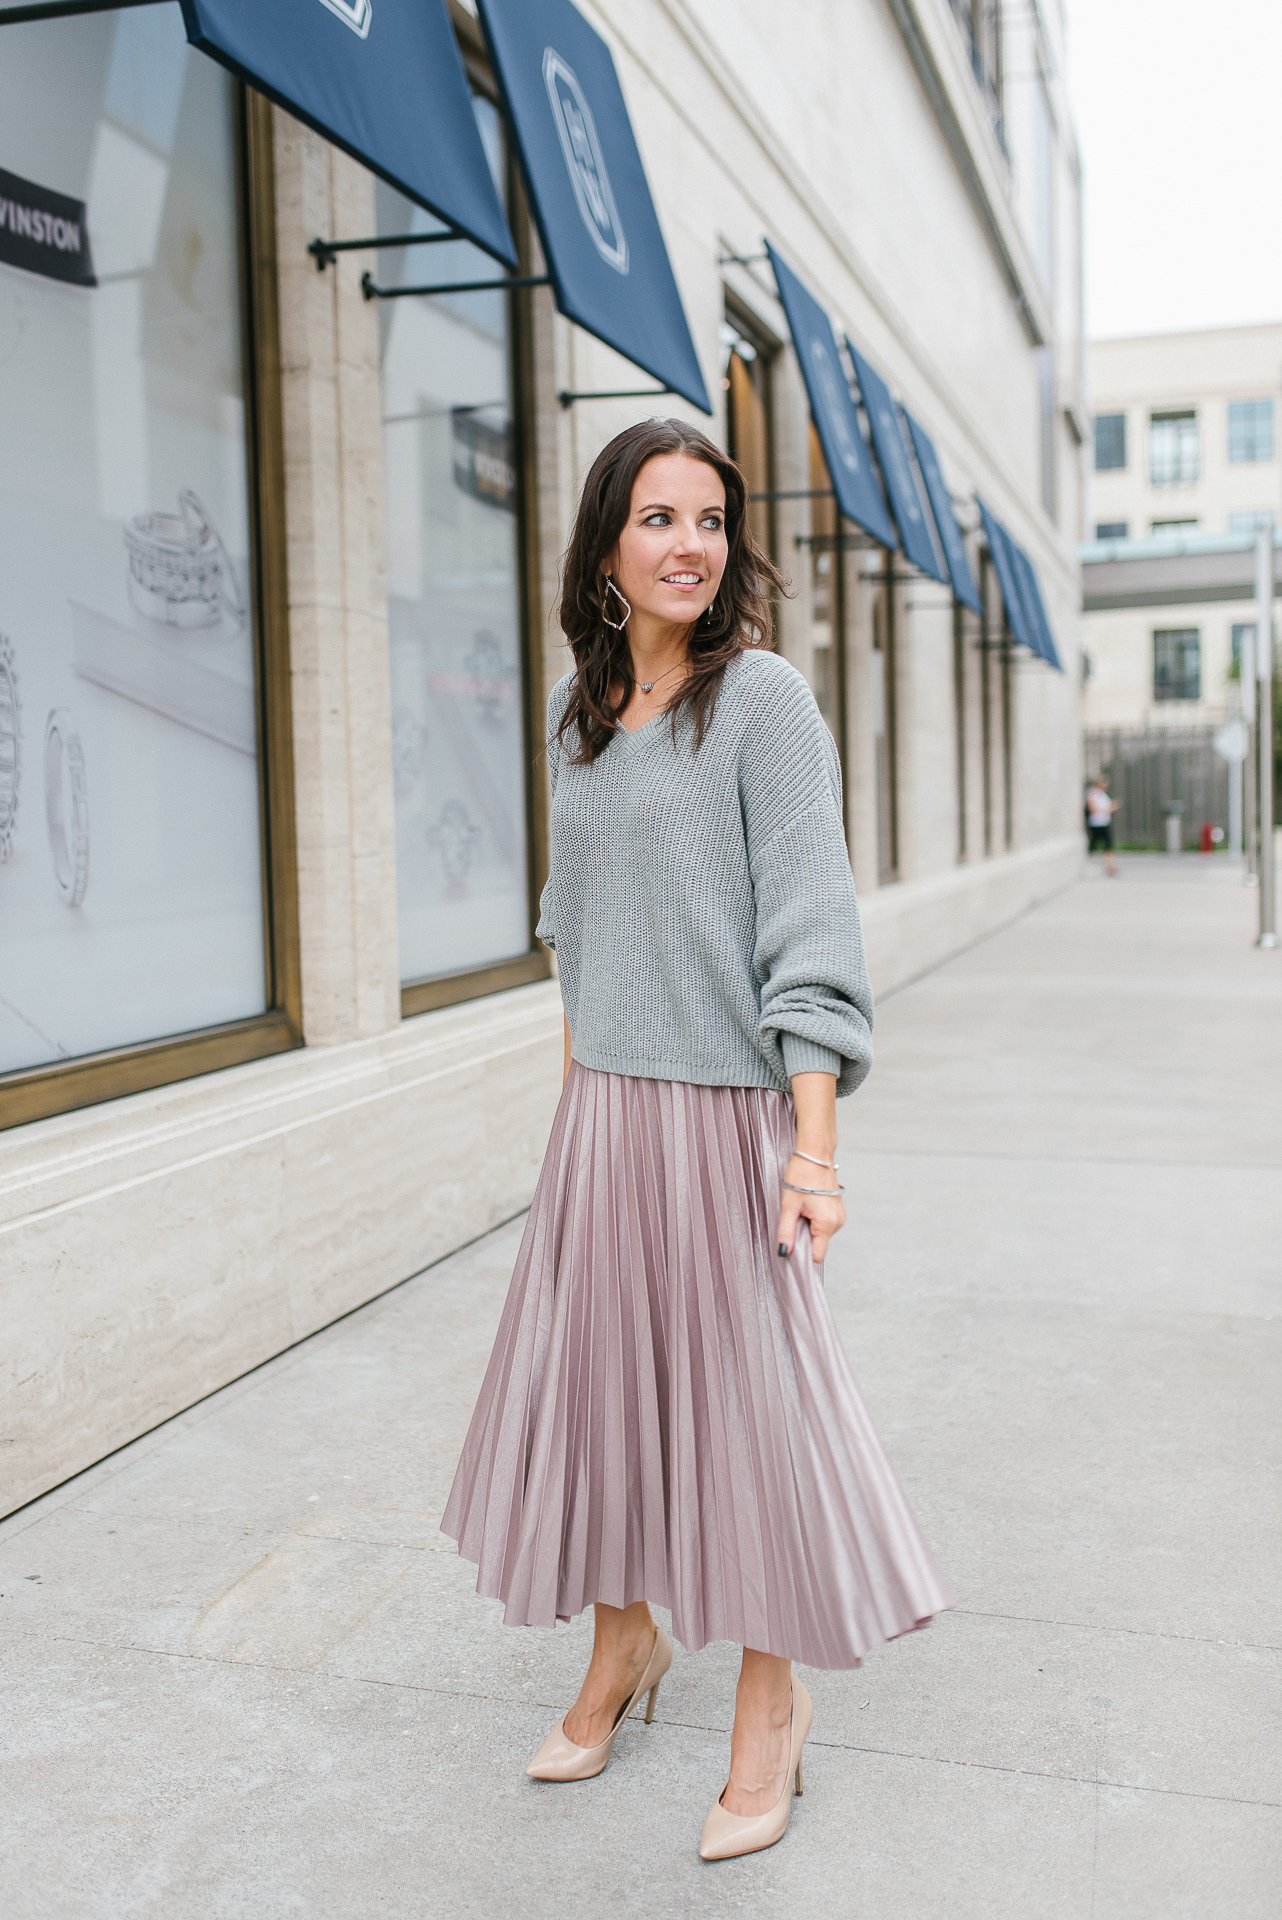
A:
[442, 418, 951, 1862]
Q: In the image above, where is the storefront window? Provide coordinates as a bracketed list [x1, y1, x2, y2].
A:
[377, 97, 531, 991]
[871, 558, 899, 881]
[0, 6, 265, 1080]
[808, 423, 840, 736]
[722, 305, 775, 564]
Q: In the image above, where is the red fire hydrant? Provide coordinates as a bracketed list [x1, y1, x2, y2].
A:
[1199, 820, 1214, 855]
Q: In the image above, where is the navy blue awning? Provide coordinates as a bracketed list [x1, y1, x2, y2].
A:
[1008, 540, 1063, 671]
[179, 0, 517, 266]
[846, 342, 946, 584]
[902, 411, 981, 614]
[475, 0, 709, 413]
[766, 245, 897, 548]
[976, 499, 1038, 654]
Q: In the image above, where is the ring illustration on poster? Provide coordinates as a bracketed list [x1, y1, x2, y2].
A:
[0, 634, 19, 862]
[124, 489, 248, 633]
[392, 707, 428, 798]
[464, 630, 511, 724]
[44, 708, 89, 908]
[428, 798, 481, 885]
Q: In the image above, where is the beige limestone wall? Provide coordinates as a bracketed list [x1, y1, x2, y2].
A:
[273, 118, 401, 1047]
[4, 1, 1086, 1519]
[0, 121, 565, 1524]
[0, 984, 563, 1518]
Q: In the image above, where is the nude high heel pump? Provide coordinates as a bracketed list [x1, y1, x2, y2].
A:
[526, 1624, 673, 1782]
[699, 1677, 813, 1861]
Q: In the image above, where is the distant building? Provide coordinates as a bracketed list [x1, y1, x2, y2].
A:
[1082, 324, 1281, 730]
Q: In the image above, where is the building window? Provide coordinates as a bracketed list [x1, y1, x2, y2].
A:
[0, 8, 295, 1126]
[946, 0, 1005, 150]
[1095, 520, 1128, 540]
[722, 301, 777, 566]
[872, 567, 898, 880]
[378, 87, 542, 1014]
[1151, 519, 1198, 539]
[1228, 398, 1274, 464]
[1036, 346, 1056, 517]
[1231, 622, 1255, 677]
[1153, 629, 1201, 702]
[1094, 412, 1126, 471]
[799, 424, 845, 748]
[1227, 509, 1276, 535]
[1148, 411, 1199, 486]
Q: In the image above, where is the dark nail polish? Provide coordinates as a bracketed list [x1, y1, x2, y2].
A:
[778, 1243, 788, 1258]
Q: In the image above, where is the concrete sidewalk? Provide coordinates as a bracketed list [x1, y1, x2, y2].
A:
[2, 854, 1279, 1918]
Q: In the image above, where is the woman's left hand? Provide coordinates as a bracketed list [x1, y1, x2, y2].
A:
[777, 1070, 844, 1262]
[777, 1154, 846, 1263]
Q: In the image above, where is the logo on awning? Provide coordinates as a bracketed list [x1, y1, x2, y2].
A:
[877, 402, 921, 520]
[318, 0, 372, 38]
[542, 48, 628, 275]
[808, 339, 860, 473]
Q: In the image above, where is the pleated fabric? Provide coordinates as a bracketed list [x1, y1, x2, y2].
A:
[440, 1063, 953, 1669]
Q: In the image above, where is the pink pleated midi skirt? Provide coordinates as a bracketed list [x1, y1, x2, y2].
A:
[441, 1063, 953, 1669]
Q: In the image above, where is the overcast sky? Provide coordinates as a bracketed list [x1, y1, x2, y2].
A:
[1065, 0, 1282, 340]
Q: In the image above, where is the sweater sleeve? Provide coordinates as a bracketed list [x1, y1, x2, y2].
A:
[535, 674, 574, 951]
[740, 661, 874, 1097]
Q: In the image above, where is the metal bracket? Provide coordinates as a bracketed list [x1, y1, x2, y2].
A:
[718, 250, 769, 268]
[795, 532, 875, 553]
[361, 271, 550, 302]
[749, 488, 835, 502]
[557, 386, 674, 409]
[308, 230, 463, 271]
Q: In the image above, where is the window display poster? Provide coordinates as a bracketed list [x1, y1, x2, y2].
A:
[0, 7, 266, 1077]
[377, 152, 532, 986]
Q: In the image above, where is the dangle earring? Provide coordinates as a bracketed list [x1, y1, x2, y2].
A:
[602, 576, 632, 630]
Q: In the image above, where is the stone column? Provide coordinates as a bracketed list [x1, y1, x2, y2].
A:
[272, 112, 401, 1047]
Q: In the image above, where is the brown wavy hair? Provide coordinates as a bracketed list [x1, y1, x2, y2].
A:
[555, 418, 788, 763]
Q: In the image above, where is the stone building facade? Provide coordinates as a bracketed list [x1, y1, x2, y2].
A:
[0, 0, 1085, 1517]
[1084, 323, 1282, 731]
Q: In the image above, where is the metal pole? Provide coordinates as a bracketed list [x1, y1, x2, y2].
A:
[1229, 722, 1242, 860]
[1257, 524, 1277, 945]
[1243, 611, 1258, 881]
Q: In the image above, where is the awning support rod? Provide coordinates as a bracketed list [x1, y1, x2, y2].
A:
[558, 387, 674, 409]
[309, 231, 465, 271]
[361, 272, 550, 302]
[749, 488, 835, 501]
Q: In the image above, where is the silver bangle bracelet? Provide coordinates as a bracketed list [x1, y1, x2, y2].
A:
[782, 1180, 844, 1196]
[793, 1148, 839, 1172]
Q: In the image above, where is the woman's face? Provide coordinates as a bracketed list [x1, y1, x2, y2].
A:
[605, 453, 728, 630]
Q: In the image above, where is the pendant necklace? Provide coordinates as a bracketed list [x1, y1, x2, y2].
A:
[638, 661, 686, 695]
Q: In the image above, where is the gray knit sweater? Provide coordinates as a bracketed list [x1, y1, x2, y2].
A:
[536, 648, 874, 1097]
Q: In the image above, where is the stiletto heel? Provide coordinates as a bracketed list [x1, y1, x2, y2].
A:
[795, 1757, 804, 1796]
[699, 1678, 813, 1861]
[526, 1624, 673, 1782]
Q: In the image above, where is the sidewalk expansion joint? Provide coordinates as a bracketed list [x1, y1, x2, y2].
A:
[952, 1606, 1282, 1653]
